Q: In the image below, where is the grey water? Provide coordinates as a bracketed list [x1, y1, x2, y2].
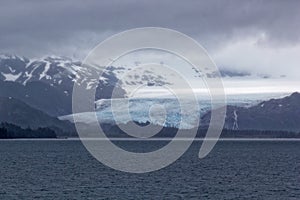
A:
[0, 140, 300, 199]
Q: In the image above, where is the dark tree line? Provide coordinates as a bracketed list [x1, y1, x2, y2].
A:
[217, 129, 300, 138]
[100, 121, 300, 138]
[1, 120, 299, 139]
[0, 123, 56, 139]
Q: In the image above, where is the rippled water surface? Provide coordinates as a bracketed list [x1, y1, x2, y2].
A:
[0, 140, 300, 199]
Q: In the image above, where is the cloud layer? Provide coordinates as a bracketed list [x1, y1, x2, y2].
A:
[1, 0, 300, 76]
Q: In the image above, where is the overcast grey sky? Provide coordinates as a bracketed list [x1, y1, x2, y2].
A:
[1, 0, 300, 77]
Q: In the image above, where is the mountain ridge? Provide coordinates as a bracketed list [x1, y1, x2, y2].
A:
[0, 96, 74, 134]
[201, 92, 300, 132]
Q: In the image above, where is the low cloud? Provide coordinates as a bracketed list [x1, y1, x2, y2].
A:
[0, 0, 299, 77]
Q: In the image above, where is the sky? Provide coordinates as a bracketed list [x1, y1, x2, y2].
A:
[1, 0, 300, 81]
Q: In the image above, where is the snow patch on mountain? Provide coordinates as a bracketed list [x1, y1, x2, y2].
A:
[232, 110, 238, 130]
[1, 72, 22, 81]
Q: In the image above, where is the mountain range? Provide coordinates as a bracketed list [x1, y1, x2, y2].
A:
[0, 54, 126, 116]
[0, 53, 300, 136]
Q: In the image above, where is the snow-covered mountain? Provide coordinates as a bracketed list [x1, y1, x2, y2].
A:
[1, 53, 299, 134]
[0, 53, 283, 118]
[0, 54, 177, 94]
[0, 54, 97, 93]
[0, 53, 274, 91]
[0, 54, 126, 116]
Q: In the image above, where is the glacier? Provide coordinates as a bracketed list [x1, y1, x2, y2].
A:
[61, 92, 288, 129]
